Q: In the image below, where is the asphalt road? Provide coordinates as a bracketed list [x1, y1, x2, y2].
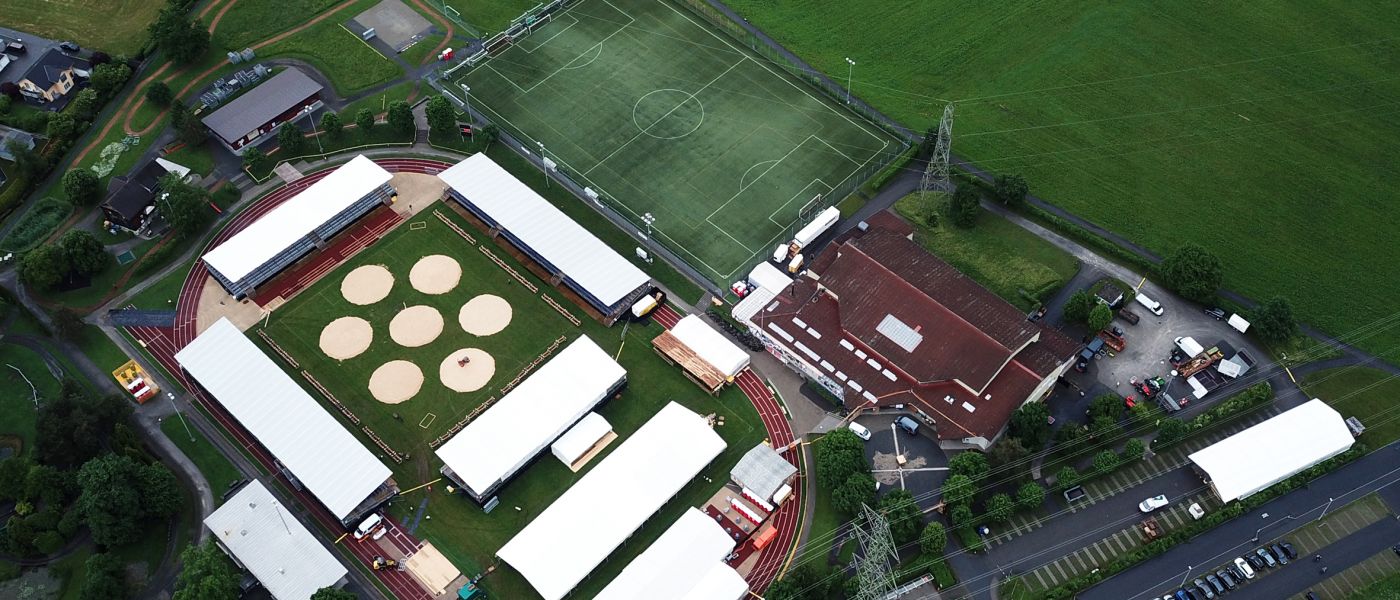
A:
[1081, 443, 1400, 600]
[1231, 519, 1400, 599]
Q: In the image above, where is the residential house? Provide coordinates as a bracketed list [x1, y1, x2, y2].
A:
[17, 49, 89, 106]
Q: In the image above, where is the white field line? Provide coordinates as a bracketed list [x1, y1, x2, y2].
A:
[517, 14, 580, 53]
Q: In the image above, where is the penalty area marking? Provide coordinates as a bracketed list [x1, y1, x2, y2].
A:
[516, 13, 580, 53]
[475, 3, 636, 95]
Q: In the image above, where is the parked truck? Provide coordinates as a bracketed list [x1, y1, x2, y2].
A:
[1098, 328, 1126, 352]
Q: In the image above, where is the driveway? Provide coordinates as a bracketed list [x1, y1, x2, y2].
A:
[0, 26, 61, 87]
[854, 412, 948, 509]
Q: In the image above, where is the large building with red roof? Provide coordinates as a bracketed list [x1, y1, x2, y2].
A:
[734, 216, 1079, 449]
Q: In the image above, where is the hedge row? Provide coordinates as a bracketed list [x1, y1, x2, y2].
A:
[1154, 382, 1274, 451]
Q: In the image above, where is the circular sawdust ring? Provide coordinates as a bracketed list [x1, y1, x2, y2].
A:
[458, 294, 513, 337]
[341, 265, 394, 305]
[409, 254, 461, 295]
[369, 360, 423, 404]
[389, 305, 444, 347]
[439, 348, 495, 393]
[318, 316, 373, 360]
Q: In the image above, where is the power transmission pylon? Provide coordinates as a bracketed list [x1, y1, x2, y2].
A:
[852, 503, 898, 600]
[920, 103, 955, 192]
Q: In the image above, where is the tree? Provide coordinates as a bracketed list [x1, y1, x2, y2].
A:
[320, 111, 342, 140]
[277, 121, 304, 154]
[1007, 402, 1052, 450]
[24, 464, 73, 506]
[1092, 449, 1119, 475]
[88, 51, 112, 66]
[1053, 465, 1079, 491]
[146, 81, 173, 107]
[150, 5, 210, 65]
[0, 458, 29, 501]
[59, 230, 111, 277]
[1088, 394, 1123, 422]
[947, 451, 989, 483]
[993, 174, 1028, 207]
[173, 541, 240, 600]
[0, 81, 20, 100]
[19, 245, 69, 290]
[1088, 303, 1113, 332]
[987, 436, 1028, 469]
[1251, 296, 1296, 343]
[1015, 481, 1046, 511]
[1154, 418, 1190, 449]
[47, 112, 80, 141]
[81, 553, 128, 600]
[814, 428, 867, 488]
[242, 147, 269, 174]
[881, 488, 922, 543]
[1122, 437, 1146, 462]
[62, 169, 100, 205]
[387, 100, 414, 134]
[948, 503, 975, 529]
[159, 174, 212, 239]
[984, 493, 1015, 523]
[1062, 289, 1094, 324]
[77, 455, 148, 546]
[89, 63, 132, 101]
[478, 123, 499, 151]
[425, 96, 455, 134]
[919, 521, 947, 556]
[355, 108, 375, 133]
[69, 88, 100, 122]
[311, 589, 357, 600]
[765, 564, 834, 600]
[1089, 414, 1122, 441]
[138, 462, 182, 518]
[0, 94, 11, 115]
[177, 115, 206, 146]
[831, 472, 876, 516]
[944, 184, 980, 228]
[37, 382, 130, 468]
[1160, 243, 1223, 302]
[939, 473, 975, 508]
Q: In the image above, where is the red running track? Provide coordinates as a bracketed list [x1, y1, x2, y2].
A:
[652, 303, 801, 593]
[130, 159, 455, 600]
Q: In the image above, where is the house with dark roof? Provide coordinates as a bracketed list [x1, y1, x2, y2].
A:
[0, 124, 37, 162]
[17, 49, 89, 106]
[734, 213, 1079, 450]
[200, 67, 323, 154]
[101, 158, 190, 232]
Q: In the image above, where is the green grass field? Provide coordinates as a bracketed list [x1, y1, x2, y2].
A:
[258, 0, 403, 94]
[454, 0, 897, 286]
[253, 199, 764, 599]
[0, 342, 62, 458]
[724, 0, 1400, 361]
[3, 0, 162, 55]
[209, 0, 343, 50]
[1349, 572, 1400, 600]
[1302, 367, 1400, 447]
[439, 0, 536, 34]
[160, 417, 244, 503]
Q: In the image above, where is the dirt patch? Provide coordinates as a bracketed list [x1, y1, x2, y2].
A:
[195, 276, 267, 336]
[871, 451, 927, 486]
[409, 255, 461, 295]
[342, 264, 394, 305]
[458, 294, 512, 336]
[388, 172, 448, 217]
[319, 316, 373, 360]
[369, 360, 424, 404]
[438, 348, 495, 393]
[389, 305, 444, 347]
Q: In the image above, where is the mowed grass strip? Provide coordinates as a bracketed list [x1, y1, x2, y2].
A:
[210, 0, 344, 51]
[0, 342, 63, 457]
[258, 0, 403, 94]
[3, 0, 162, 55]
[724, 0, 1400, 361]
[160, 416, 244, 504]
[1302, 367, 1400, 447]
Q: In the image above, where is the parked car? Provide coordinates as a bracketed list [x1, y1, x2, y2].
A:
[353, 512, 385, 540]
[1306, 593, 1320, 600]
[58, 41, 80, 53]
[1063, 485, 1087, 503]
[1204, 307, 1227, 320]
[1280, 540, 1298, 559]
[847, 421, 871, 441]
[1193, 579, 1215, 599]
[1256, 547, 1277, 568]
[1174, 590, 1193, 600]
[1216, 569, 1236, 590]
[1205, 573, 1225, 595]
[1139, 494, 1170, 513]
[1271, 543, 1291, 564]
[1233, 556, 1255, 579]
[4, 41, 26, 55]
[1245, 553, 1265, 570]
[895, 416, 919, 435]
[1136, 293, 1165, 316]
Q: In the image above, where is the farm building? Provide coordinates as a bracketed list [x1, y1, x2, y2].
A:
[594, 507, 748, 600]
[651, 314, 751, 394]
[437, 154, 651, 324]
[497, 402, 726, 600]
[101, 157, 190, 232]
[200, 67, 323, 153]
[1189, 399, 1354, 502]
[436, 335, 626, 503]
[730, 443, 797, 505]
[550, 412, 614, 470]
[737, 215, 1079, 450]
[202, 154, 394, 299]
[176, 318, 395, 525]
[205, 480, 348, 600]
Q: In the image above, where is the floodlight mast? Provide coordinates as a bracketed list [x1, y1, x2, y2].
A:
[844, 57, 856, 103]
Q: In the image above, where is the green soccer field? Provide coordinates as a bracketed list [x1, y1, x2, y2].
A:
[452, 0, 898, 286]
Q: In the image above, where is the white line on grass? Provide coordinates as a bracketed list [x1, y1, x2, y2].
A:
[516, 14, 580, 53]
[705, 134, 816, 222]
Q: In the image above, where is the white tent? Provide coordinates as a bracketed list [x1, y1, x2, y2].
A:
[497, 402, 726, 600]
[550, 412, 612, 466]
[202, 154, 391, 285]
[747, 261, 793, 295]
[436, 336, 625, 500]
[205, 481, 348, 600]
[1189, 399, 1354, 502]
[669, 315, 750, 378]
[176, 318, 391, 520]
[595, 507, 748, 600]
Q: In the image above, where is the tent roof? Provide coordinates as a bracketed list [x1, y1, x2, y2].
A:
[202, 155, 391, 284]
[1189, 399, 1354, 502]
[204, 481, 347, 600]
[669, 315, 750, 378]
[730, 443, 797, 501]
[437, 154, 650, 307]
[497, 402, 726, 600]
[748, 261, 793, 294]
[436, 336, 625, 498]
[551, 412, 612, 466]
[177, 318, 390, 519]
[595, 507, 748, 600]
[200, 67, 323, 143]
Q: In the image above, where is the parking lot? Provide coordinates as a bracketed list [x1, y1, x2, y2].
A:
[0, 26, 62, 86]
[851, 413, 948, 510]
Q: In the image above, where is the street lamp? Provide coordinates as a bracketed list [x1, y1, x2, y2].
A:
[169, 392, 195, 443]
[641, 212, 656, 262]
[537, 141, 550, 188]
[1318, 497, 1336, 523]
[844, 57, 856, 103]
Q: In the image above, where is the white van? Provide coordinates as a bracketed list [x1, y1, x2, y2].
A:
[1134, 293, 1164, 316]
[353, 513, 386, 540]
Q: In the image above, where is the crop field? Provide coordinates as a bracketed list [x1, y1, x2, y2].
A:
[725, 0, 1400, 359]
[3, 0, 162, 55]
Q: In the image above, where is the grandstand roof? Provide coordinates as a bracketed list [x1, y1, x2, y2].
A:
[436, 336, 625, 499]
[205, 480, 347, 600]
[176, 318, 391, 519]
[202, 154, 391, 284]
[437, 154, 650, 308]
[595, 507, 748, 600]
[497, 402, 726, 600]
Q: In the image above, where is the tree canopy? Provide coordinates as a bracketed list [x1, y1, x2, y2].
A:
[36, 381, 129, 468]
[948, 451, 990, 483]
[1007, 402, 1052, 450]
[919, 521, 947, 556]
[814, 428, 868, 489]
[984, 492, 1015, 523]
[62, 168, 100, 205]
[355, 108, 375, 132]
[425, 96, 455, 134]
[159, 174, 212, 239]
[764, 564, 834, 600]
[59, 230, 111, 277]
[150, 5, 210, 65]
[80, 553, 128, 600]
[830, 472, 875, 516]
[1062, 289, 1094, 324]
[993, 174, 1028, 206]
[1160, 243, 1223, 302]
[880, 488, 923, 543]
[1016, 481, 1046, 511]
[939, 473, 975, 508]
[277, 122, 304, 154]
[1088, 302, 1113, 331]
[945, 184, 980, 228]
[1251, 296, 1297, 343]
[89, 63, 132, 101]
[388, 101, 415, 134]
[77, 454, 181, 546]
[173, 541, 241, 600]
[311, 588, 358, 600]
[320, 111, 343, 140]
[146, 81, 173, 107]
[19, 245, 69, 290]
